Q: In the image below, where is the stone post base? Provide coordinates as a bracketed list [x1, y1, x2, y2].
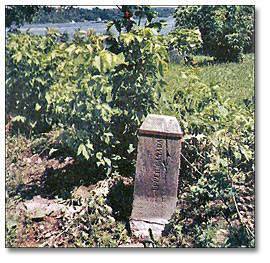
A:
[130, 218, 168, 240]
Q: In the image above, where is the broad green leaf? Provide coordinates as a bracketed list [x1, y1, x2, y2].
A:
[77, 144, 84, 156]
[112, 52, 125, 66]
[35, 103, 41, 111]
[77, 144, 89, 160]
[86, 44, 93, 54]
[127, 144, 135, 154]
[11, 115, 26, 123]
[102, 103, 114, 114]
[65, 44, 76, 54]
[103, 157, 111, 167]
[135, 35, 143, 43]
[215, 129, 226, 138]
[96, 152, 103, 160]
[45, 93, 51, 104]
[240, 145, 252, 161]
[74, 54, 84, 66]
[123, 33, 135, 45]
[99, 35, 109, 41]
[12, 52, 22, 63]
[85, 140, 94, 151]
[93, 56, 101, 72]
[100, 51, 113, 72]
[234, 151, 242, 160]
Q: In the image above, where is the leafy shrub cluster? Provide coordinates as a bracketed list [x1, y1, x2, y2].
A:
[6, 26, 167, 179]
[5, 7, 169, 247]
[174, 5, 254, 62]
[164, 28, 203, 57]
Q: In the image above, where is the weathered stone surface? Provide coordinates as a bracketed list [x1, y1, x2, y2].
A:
[130, 114, 183, 239]
[168, 49, 184, 64]
[118, 243, 145, 248]
[23, 195, 65, 218]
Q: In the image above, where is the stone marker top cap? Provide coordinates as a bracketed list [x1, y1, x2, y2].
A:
[138, 114, 183, 139]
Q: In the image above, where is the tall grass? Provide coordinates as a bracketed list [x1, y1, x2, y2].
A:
[156, 54, 254, 117]
[169, 54, 253, 99]
[153, 54, 255, 247]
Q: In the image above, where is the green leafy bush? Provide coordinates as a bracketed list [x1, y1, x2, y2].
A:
[165, 28, 203, 57]
[107, 5, 167, 34]
[6, 27, 167, 178]
[174, 5, 254, 62]
[5, 30, 60, 134]
[5, 6, 50, 29]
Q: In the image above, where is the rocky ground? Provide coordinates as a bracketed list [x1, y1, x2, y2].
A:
[5, 132, 135, 247]
[5, 131, 253, 248]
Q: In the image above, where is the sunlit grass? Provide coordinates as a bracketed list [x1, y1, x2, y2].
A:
[162, 53, 254, 107]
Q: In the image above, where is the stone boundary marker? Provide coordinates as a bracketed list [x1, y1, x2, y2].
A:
[130, 114, 183, 240]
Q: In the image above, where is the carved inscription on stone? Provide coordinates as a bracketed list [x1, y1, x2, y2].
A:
[153, 138, 163, 192]
[130, 114, 183, 239]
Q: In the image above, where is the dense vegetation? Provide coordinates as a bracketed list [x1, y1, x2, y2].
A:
[174, 5, 254, 62]
[32, 6, 122, 24]
[6, 5, 254, 247]
[155, 55, 254, 247]
[5, 5, 46, 28]
[5, 5, 174, 27]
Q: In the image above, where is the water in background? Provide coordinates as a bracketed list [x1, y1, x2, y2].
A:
[14, 17, 175, 37]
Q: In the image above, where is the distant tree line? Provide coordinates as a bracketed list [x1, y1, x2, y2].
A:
[32, 6, 121, 24]
[152, 7, 175, 17]
[5, 5, 175, 27]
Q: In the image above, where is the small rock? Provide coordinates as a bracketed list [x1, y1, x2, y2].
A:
[168, 49, 184, 64]
[72, 185, 96, 199]
[23, 196, 65, 219]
